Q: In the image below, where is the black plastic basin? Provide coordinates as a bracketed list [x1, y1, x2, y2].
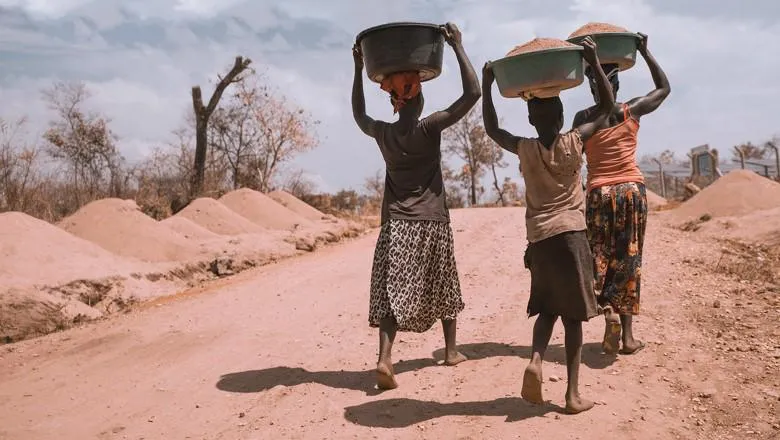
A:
[356, 22, 445, 84]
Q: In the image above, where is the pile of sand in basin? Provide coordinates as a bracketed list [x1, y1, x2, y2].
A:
[0, 211, 141, 288]
[568, 22, 630, 39]
[506, 38, 577, 57]
[174, 198, 266, 236]
[59, 199, 200, 262]
[268, 190, 326, 221]
[219, 189, 311, 230]
[672, 170, 780, 220]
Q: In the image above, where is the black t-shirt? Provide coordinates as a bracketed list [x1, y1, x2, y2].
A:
[374, 118, 449, 225]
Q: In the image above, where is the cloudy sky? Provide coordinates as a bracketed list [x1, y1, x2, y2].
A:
[0, 0, 778, 193]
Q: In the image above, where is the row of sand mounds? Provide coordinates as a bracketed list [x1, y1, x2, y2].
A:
[268, 191, 326, 221]
[160, 216, 219, 240]
[1, 191, 358, 343]
[506, 38, 577, 57]
[0, 211, 142, 288]
[0, 191, 341, 289]
[568, 22, 630, 39]
[59, 199, 200, 262]
[219, 189, 311, 231]
[672, 170, 780, 220]
[174, 198, 266, 236]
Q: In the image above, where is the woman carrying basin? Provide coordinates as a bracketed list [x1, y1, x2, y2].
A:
[569, 24, 671, 355]
[351, 22, 480, 390]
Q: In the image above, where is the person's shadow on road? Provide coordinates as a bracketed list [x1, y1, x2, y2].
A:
[216, 341, 614, 397]
[434, 341, 617, 370]
[216, 358, 438, 396]
[343, 397, 561, 428]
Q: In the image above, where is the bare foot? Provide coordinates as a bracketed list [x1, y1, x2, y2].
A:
[602, 307, 621, 355]
[565, 394, 595, 414]
[521, 362, 544, 404]
[444, 351, 468, 366]
[376, 362, 398, 390]
[619, 339, 645, 355]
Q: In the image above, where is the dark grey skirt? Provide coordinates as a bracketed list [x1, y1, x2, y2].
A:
[524, 230, 599, 322]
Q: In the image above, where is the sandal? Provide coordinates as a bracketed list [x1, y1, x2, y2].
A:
[602, 306, 621, 355]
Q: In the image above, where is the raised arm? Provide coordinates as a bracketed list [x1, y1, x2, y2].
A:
[571, 108, 588, 131]
[626, 33, 670, 118]
[482, 62, 519, 155]
[575, 37, 616, 142]
[425, 23, 481, 132]
[351, 44, 379, 138]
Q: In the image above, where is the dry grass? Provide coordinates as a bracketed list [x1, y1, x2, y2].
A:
[655, 200, 683, 212]
[679, 213, 712, 232]
[714, 239, 780, 284]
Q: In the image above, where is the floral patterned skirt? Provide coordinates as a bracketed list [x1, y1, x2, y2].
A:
[585, 182, 648, 315]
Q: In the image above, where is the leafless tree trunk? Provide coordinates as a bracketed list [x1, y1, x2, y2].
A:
[490, 160, 505, 206]
[487, 139, 508, 206]
[443, 107, 498, 207]
[190, 56, 252, 198]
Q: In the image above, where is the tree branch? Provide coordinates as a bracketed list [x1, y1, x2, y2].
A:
[205, 56, 253, 116]
[191, 86, 204, 115]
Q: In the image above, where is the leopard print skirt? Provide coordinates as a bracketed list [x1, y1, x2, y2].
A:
[369, 219, 464, 333]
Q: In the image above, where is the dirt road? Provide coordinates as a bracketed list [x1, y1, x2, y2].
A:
[0, 208, 776, 439]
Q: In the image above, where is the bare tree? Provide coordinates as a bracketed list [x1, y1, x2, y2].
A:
[208, 89, 262, 189]
[640, 149, 676, 165]
[362, 169, 385, 215]
[364, 170, 384, 200]
[486, 135, 509, 206]
[732, 142, 766, 161]
[190, 56, 252, 198]
[331, 189, 360, 214]
[500, 177, 523, 206]
[237, 79, 319, 192]
[41, 81, 125, 208]
[443, 107, 493, 206]
[281, 169, 317, 199]
[0, 117, 47, 215]
[135, 124, 231, 217]
[442, 163, 467, 209]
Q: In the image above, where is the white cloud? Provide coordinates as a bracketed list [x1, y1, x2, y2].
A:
[0, 0, 777, 193]
[0, 0, 93, 18]
[173, 0, 246, 17]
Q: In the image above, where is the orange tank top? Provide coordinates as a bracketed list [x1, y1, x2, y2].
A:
[584, 104, 644, 190]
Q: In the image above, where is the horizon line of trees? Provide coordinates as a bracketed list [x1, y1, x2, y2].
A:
[0, 55, 526, 223]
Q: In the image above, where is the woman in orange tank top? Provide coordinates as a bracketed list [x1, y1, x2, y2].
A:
[571, 33, 670, 356]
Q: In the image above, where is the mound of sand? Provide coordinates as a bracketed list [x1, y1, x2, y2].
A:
[160, 216, 219, 240]
[645, 189, 668, 210]
[174, 198, 265, 235]
[695, 206, 780, 243]
[569, 22, 630, 39]
[0, 212, 141, 288]
[219, 188, 311, 230]
[58, 198, 200, 262]
[506, 38, 577, 57]
[672, 170, 780, 220]
[268, 191, 326, 221]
